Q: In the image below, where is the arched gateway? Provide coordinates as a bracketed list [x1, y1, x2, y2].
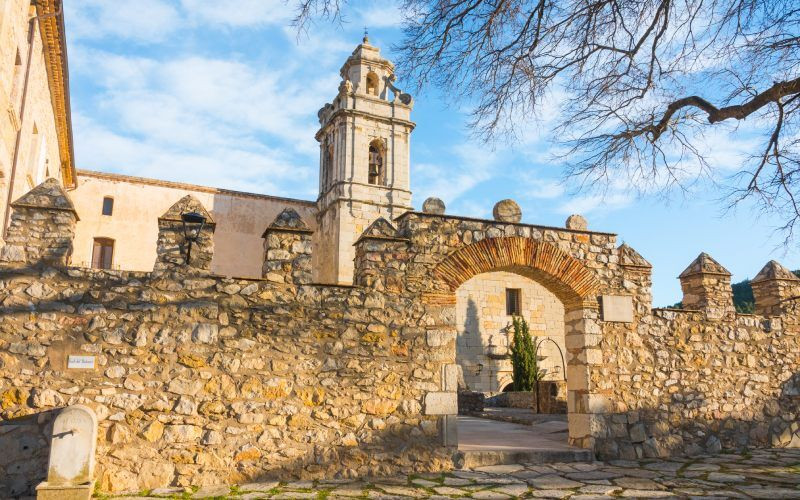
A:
[429, 236, 604, 450]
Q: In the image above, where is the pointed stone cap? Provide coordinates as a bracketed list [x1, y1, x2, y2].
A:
[752, 260, 799, 283]
[679, 252, 731, 278]
[158, 195, 215, 225]
[11, 178, 79, 219]
[354, 217, 408, 244]
[618, 243, 652, 268]
[262, 208, 312, 236]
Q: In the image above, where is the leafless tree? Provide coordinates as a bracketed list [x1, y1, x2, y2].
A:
[294, 0, 800, 239]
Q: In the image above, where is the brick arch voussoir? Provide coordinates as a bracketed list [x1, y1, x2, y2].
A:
[432, 236, 600, 309]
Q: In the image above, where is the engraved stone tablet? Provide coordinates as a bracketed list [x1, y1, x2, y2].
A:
[601, 295, 634, 322]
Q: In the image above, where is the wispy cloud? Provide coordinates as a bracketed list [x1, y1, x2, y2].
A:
[180, 0, 295, 27]
[412, 143, 498, 207]
[65, 0, 180, 42]
[357, 2, 405, 29]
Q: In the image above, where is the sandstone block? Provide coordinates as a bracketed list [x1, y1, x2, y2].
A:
[140, 421, 164, 442]
[163, 424, 202, 443]
[426, 329, 456, 347]
[424, 392, 457, 415]
[192, 323, 219, 343]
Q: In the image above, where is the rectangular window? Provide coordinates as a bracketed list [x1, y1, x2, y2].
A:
[506, 288, 521, 316]
[91, 238, 114, 269]
[102, 197, 114, 216]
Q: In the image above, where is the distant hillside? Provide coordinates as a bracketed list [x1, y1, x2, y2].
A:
[668, 269, 800, 312]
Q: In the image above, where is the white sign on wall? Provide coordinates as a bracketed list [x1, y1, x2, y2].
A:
[67, 355, 95, 370]
[601, 295, 634, 323]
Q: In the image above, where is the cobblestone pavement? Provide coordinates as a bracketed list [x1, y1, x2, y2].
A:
[110, 449, 800, 499]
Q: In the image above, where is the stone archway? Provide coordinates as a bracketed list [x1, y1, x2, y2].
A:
[430, 236, 603, 450]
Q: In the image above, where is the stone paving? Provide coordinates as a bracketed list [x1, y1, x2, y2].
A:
[106, 449, 800, 499]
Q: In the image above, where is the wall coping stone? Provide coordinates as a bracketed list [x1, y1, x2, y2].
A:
[158, 195, 216, 225]
[10, 178, 79, 219]
[678, 252, 731, 278]
[395, 211, 617, 237]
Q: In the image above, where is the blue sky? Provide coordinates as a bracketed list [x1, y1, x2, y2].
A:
[63, 0, 799, 306]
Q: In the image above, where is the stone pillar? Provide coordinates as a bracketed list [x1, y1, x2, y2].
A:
[751, 260, 800, 316]
[353, 217, 409, 293]
[154, 195, 215, 274]
[618, 243, 653, 315]
[262, 208, 313, 285]
[678, 252, 734, 319]
[0, 178, 78, 267]
[564, 306, 608, 451]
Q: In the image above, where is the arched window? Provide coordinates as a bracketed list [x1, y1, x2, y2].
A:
[368, 140, 384, 185]
[322, 143, 333, 190]
[366, 72, 379, 96]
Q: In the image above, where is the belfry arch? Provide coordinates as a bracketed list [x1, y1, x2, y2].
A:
[429, 236, 604, 450]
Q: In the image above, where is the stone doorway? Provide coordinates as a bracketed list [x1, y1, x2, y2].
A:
[428, 236, 603, 454]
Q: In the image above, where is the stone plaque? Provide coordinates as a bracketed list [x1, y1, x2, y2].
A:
[47, 405, 97, 485]
[67, 355, 95, 370]
[601, 295, 634, 323]
[424, 392, 458, 415]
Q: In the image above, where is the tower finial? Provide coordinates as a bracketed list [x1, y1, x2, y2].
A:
[363, 27, 369, 44]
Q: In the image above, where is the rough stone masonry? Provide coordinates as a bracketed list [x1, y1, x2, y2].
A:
[1, 179, 799, 495]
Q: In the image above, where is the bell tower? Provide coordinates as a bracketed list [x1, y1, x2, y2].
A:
[314, 36, 415, 284]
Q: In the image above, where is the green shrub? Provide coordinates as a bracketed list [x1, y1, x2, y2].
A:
[510, 316, 544, 391]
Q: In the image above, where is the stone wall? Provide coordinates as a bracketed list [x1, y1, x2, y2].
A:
[0, 186, 454, 495]
[1, 182, 799, 494]
[596, 306, 800, 459]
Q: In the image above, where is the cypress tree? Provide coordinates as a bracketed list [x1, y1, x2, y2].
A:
[510, 316, 543, 392]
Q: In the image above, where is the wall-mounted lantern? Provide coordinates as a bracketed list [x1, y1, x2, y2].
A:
[180, 211, 206, 264]
[475, 363, 484, 376]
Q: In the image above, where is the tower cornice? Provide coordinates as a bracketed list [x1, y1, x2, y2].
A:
[315, 108, 416, 142]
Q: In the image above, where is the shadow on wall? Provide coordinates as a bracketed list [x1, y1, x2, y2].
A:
[0, 410, 59, 496]
[592, 372, 800, 460]
[457, 298, 483, 391]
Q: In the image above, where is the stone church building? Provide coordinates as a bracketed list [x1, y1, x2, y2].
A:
[2, 2, 800, 495]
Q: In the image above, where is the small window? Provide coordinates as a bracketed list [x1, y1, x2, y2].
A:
[91, 238, 114, 269]
[102, 197, 114, 216]
[506, 288, 521, 316]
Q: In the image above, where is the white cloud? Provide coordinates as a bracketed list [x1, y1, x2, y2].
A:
[65, 0, 180, 42]
[73, 112, 308, 195]
[412, 143, 497, 207]
[180, 0, 294, 27]
[515, 174, 565, 199]
[358, 3, 405, 29]
[557, 192, 633, 215]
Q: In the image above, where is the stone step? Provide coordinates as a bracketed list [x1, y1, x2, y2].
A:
[454, 448, 594, 469]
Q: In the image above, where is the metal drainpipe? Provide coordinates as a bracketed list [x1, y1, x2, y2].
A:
[2, 1, 62, 240]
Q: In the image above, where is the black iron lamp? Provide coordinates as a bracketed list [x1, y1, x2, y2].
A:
[180, 211, 206, 264]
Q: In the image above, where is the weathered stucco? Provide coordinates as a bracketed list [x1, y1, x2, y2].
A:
[70, 171, 317, 278]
